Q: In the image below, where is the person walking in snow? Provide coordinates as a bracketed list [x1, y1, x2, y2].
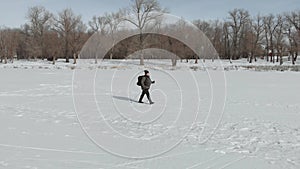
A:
[138, 70, 155, 104]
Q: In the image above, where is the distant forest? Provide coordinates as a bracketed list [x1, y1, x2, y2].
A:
[0, 0, 299, 65]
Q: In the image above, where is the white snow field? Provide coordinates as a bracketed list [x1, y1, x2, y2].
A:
[0, 59, 300, 169]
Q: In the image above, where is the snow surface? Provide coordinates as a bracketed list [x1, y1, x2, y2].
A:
[0, 59, 299, 169]
[1, 57, 300, 71]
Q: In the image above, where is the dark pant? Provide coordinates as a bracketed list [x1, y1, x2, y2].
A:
[139, 89, 152, 102]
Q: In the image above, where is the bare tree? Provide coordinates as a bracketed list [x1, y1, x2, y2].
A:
[273, 15, 285, 65]
[193, 19, 215, 62]
[88, 15, 108, 35]
[41, 30, 61, 64]
[228, 9, 250, 60]
[0, 28, 6, 63]
[210, 20, 224, 62]
[223, 22, 231, 62]
[263, 14, 280, 63]
[70, 21, 87, 64]
[106, 10, 124, 59]
[53, 8, 82, 63]
[249, 14, 264, 63]
[124, 0, 165, 65]
[285, 10, 300, 64]
[168, 19, 187, 65]
[0, 28, 19, 64]
[26, 6, 52, 60]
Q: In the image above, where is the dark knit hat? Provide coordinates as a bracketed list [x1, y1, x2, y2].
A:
[144, 70, 149, 74]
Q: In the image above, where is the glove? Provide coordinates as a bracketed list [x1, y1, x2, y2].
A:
[152, 81, 155, 84]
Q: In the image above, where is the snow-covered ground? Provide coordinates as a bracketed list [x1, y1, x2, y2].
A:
[1, 57, 299, 71]
[0, 59, 299, 169]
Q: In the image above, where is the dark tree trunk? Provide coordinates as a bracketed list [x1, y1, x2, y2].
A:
[280, 55, 283, 65]
[292, 53, 295, 65]
[66, 56, 69, 63]
[64, 37, 69, 63]
[171, 59, 177, 66]
[52, 55, 56, 65]
[4, 56, 7, 64]
[73, 53, 77, 64]
[139, 33, 144, 65]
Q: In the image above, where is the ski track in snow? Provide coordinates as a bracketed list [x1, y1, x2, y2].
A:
[187, 119, 300, 168]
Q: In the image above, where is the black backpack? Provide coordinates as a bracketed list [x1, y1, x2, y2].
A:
[137, 75, 144, 86]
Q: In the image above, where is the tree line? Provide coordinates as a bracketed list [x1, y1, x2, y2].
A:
[193, 9, 300, 65]
[0, 0, 299, 65]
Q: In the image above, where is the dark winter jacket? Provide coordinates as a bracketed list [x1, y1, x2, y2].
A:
[141, 75, 154, 90]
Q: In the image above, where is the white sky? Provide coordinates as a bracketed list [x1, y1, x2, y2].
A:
[0, 0, 299, 28]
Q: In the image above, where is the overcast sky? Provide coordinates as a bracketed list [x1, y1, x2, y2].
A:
[0, 0, 299, 28]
